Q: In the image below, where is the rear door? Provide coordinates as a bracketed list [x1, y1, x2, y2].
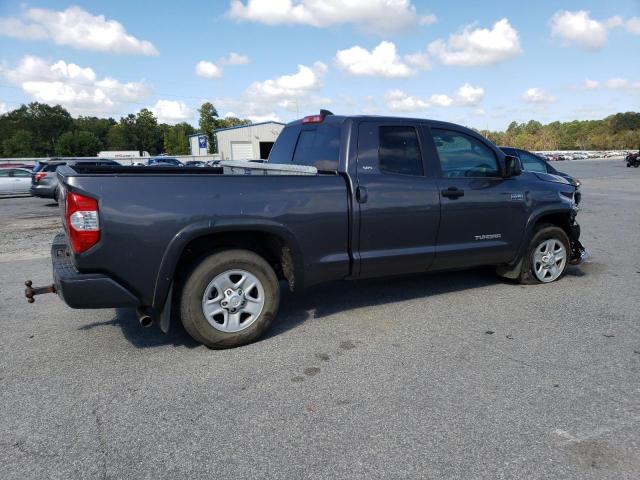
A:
[11, 169, 31, 193]
[0, 170, 11, 194]
[427, 127, 527, 269]
[355, 121, 440, 278]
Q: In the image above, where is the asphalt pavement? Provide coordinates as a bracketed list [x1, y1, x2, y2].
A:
[0, 159, 639, 479]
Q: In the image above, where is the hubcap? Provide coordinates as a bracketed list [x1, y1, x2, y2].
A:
[201, 269, 265, 333]
[533, 239, 567, 283]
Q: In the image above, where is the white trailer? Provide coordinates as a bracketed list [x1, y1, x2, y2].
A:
[97, 151, 150, 159]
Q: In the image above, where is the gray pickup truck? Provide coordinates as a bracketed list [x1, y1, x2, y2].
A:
[26, 113, 586, 348]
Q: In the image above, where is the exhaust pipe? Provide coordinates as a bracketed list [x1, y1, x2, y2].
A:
[136, 308, 153, 328]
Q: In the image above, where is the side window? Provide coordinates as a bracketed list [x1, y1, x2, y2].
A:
[0, 170, 10, 177]
[13, 169, 31, 177]
[432, 129, 500, 178]
[44, 164, 63, 172]
[519, 151, 547, 173]
[378, 126, 423, 176]
[291, 125, 341, 170]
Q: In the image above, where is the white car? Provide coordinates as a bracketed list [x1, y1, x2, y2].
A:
[0, 168, 32, 196]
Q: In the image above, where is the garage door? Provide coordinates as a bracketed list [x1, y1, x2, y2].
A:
[231, 142, 254, 160]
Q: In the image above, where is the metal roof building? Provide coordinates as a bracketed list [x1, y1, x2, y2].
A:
[214, 121, 285, 161]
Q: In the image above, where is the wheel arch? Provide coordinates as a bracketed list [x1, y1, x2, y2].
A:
[151, 220, 305, 311]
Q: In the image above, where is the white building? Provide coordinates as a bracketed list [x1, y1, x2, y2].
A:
[214, 121, 285, 161]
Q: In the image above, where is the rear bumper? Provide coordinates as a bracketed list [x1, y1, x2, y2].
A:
[31, 184, 56, 198]
[51, 233, 140, 309]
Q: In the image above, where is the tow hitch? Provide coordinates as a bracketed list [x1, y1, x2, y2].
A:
[24, 280, 56, 303]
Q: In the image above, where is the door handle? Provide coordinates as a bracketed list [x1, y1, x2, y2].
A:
[356, 186, 368, 204]
[441, 187, 464, 199]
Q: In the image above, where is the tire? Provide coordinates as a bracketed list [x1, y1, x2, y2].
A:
[53, 188, 59, 203]
[517, 224, 571, 285]
[179, 249, 280, 349]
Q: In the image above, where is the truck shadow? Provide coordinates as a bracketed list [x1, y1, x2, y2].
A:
[262, 268, 503, 341]
[94, 265, 587, 348]
[80, 308, 200, 349]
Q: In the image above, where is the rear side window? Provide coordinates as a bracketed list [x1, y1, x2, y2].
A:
[270, 124, 341, 171]
[291, 125, 341, 170]
[44, 163, 65, 172]
[432, 129, 499, 178]
[379, 126, 423, 176]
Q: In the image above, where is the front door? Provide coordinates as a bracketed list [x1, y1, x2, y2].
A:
[355, 122, 440, 278]
[427, 127, 527, 269]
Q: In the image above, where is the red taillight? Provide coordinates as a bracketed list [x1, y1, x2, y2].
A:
[34, 172, 46, 182]
[302, 114, 324, 124]
[66, 192, 100, 253]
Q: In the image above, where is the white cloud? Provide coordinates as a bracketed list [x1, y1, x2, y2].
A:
[403, 51, 431, 71]
[522, 88, 556, 103]
[335, 41, 416, 78]
[0, 102, 7, 114]
[428, 94, 453, 107]
[246, 61, 327, 99]
[428, 18, 521, 67]
[149, 100, 194, 124]
[195, 61, 223, 79]
[604, 78, 629, 89]
[584, 79, 599, 89]
[456, 83, 484, 106]
[550, 10, 610, 50]
[627, 17, 640, 35]
[214, 61, 329, 121]
[384, 83, 484, 112]
[228, 0, 433, 33]
[1, 55, 150, 115]
[220, 52, 250, 65]
[246, 113, 281, 123]
[0, 6, 157, 55]
[196, 54, 249, 78]
[384, 90, 430, 112]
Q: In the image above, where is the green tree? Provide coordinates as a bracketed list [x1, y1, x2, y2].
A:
[2, 130, 37, 157]
[164, 122, 195, 155]
[135, 108, 159, 154]
[56, 131, 102, 156]
[74, 116, 116, 146]
[198, 102, 219, 153]
[106, 124, 129, 150]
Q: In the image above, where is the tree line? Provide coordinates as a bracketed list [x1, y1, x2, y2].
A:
[0, 102, 250, 158]
[479, 112, 640, 151]
[1, 102, 638, 158]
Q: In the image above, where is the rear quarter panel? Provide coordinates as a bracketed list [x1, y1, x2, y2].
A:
[61, 172, 350, 306]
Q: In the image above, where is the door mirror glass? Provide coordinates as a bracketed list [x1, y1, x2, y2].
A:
[504, 155, 522, 177]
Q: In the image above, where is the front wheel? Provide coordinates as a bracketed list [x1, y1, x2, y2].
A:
[180, 249, 280, 348]
[517, 225, 570, 284]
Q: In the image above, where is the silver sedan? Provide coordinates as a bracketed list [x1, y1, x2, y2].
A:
[0, 168, 32, 196]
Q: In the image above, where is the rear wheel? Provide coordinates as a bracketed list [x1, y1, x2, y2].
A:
[180, 249, 280, 348]
[517, 224, 570, 284]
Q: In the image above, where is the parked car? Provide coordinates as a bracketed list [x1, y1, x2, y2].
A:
[148, 157, 184, 167]
[0, 168, 32, 196]
[26, 113, 586, 349]
[626, 151, 640, 168]
[500, 147, 581, 204]
[0, 162, 33, 169]
[184, 161, 206, 167]
[31, 159, 121, 202]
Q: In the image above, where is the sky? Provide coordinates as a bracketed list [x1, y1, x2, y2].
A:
[0, 0, 638, 130]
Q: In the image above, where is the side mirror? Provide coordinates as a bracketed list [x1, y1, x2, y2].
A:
[504, 155, 522, 177]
